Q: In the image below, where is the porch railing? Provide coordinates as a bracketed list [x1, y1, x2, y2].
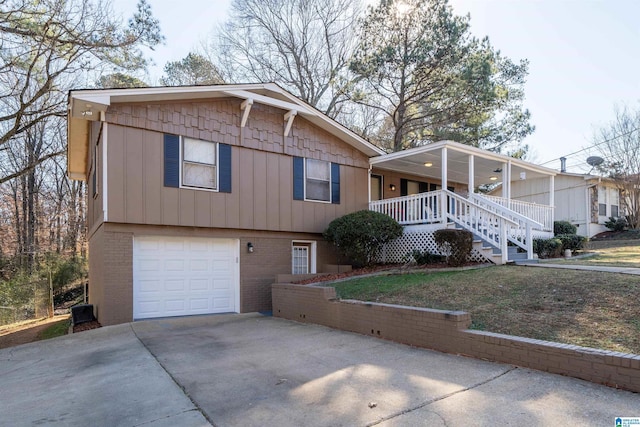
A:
[369, 190, 443, 225]
[477, 194, 554, 232]
[369, 190, 548, 263]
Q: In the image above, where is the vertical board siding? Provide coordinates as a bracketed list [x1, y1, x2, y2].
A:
[143, 131, 162, 224]
[253, 151, 268, 230]
[266, 153, 281, 230]
[105, 105, 369, 233]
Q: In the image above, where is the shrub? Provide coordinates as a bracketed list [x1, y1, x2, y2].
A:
[433, 229, 473, 267]
[533, 238, 563, 258]
[604, 216, 627, 232]
[556, 234, 587, 252]
[406, 249, 444, 265]
[324, 210, 403, 267]
[554, 221, 577, 235]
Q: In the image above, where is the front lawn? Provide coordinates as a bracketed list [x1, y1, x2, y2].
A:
[332, 265, 640, 354]
[551, 239, 640, 268]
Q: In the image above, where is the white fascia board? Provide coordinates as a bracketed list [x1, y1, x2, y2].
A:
[370, 140, 557, 176]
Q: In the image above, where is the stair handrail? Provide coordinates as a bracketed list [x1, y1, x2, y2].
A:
[469, 193, 536, 258]
[470, 193, 543, 229]
[443, 190, 518, 263]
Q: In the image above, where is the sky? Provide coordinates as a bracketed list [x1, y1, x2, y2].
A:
[114, 0, 640, 173]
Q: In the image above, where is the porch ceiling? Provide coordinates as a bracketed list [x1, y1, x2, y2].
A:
[370, 140, 556, 187]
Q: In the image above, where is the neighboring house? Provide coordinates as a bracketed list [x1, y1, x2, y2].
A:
[498, 171, 621, 237]
[67, 83, 557, 326]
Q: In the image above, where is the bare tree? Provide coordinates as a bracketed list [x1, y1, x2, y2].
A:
[211, 0, 362, 118]
[595, 104, 640, 229]
[0, 0, 163, 183]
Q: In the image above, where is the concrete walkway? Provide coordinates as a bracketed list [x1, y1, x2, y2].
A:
[1, 314, 638, 426]
[520, 262, 640, 275]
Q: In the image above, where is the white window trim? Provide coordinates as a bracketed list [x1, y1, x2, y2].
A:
[179, 136, 220, 192]
[303, 158, 332, 204]
[292, 240, 317, 274]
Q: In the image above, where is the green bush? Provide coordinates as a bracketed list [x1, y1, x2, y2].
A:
[556, 234, 587, 252]
[554, 221, 577, 235]
[433, 229, 473, 267]
[604, 216, 627, 232]
[324, 210, 403, 267]
[533, 238, 563, 258]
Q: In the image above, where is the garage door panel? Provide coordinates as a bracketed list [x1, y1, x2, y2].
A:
[164, 259, 185, 271]
[190, 259, 210, 272]
[134, 236, 239, 320]
[139, 259, 161, 272]
[189, 278, 209, 291]
[165, 279, 186, 292]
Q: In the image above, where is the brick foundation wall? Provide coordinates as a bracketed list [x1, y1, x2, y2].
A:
[88, 225, 134, 326]
[272, 283, 640, 393]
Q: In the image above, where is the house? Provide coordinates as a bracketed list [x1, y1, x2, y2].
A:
[496, 170, 622, 237]
[67, 83, 556, 326]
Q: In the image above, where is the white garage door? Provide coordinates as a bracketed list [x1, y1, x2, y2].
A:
[133, 236, 239, 320]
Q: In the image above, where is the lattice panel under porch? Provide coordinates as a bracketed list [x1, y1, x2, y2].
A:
[376, 225, 494, 264]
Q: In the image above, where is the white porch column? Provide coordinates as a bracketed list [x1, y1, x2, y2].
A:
[441, 147, 448, 222]
[367, 167, 372, 205]
[549, 175, 555, 225]
[501, 162, 507, 198]
[441, 146, 448, 190]
[468, 154, 474, 195]
[507, 160, 512, 200]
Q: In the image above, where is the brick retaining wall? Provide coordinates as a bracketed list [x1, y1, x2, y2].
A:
[272, 283, 640, 393]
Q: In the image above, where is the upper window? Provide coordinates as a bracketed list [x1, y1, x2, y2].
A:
[164, 133, 231, 193]
[293, 157, 339, 204]
[182, 137, 217, 190]
[305, 159, 331, 202]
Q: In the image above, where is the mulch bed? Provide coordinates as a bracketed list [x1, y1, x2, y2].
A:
[73, 320, 101, 333]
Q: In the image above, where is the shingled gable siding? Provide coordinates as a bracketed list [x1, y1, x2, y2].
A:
[272, 283, 640, 393]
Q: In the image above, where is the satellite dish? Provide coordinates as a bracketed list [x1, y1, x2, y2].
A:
[586, 156, 604, 167]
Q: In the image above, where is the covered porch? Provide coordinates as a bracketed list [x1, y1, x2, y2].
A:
[368, 141, 557, 264]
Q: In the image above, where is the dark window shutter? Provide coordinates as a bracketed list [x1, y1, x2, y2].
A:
[164, 134, 180, 188]
[293, 157, 304, 200]
[331, 162, 340, 204]
[218, 143, 232, 193]
[400, 179, 408, 196]
[419, 182, 429, 193]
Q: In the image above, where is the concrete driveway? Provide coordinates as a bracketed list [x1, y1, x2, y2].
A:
[0, 314, 638, 426]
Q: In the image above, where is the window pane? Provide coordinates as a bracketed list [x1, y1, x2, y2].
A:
[611, 205, 619, 217]
[292, 246, 309, 274]
[184, 138, 216, 165]
[306, 159, 330, 181]
[183, 163, 217, 188]
[598, 203, 606, 216]
[306, 180, 330, 201]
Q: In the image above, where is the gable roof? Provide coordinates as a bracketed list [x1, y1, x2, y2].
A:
[67, 83, 384, 179]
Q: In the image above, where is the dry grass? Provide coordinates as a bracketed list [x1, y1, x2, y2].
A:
[333, 265, 640, 354]
[554, 239, 640, 268]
